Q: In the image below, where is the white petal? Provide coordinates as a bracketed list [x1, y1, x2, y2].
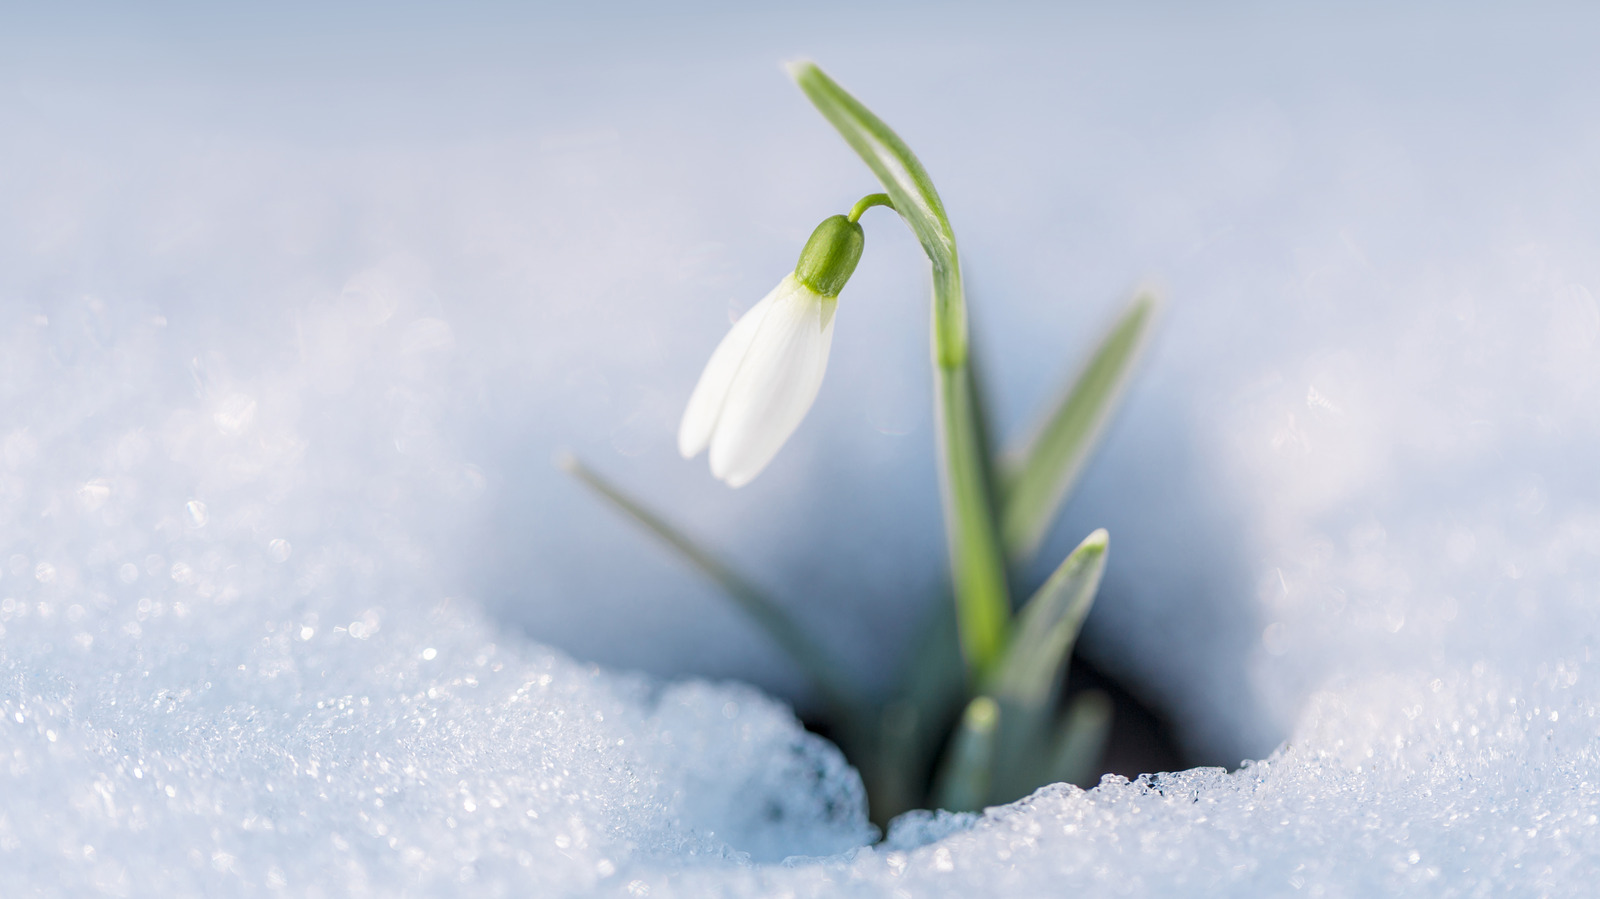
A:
[708, 277, 837, 487]
[677, 280, 783, 458]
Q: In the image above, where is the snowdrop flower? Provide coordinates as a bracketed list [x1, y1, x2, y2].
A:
[679, 200, 887, 487]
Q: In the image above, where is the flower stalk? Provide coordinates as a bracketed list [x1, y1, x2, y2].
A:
[791, 60, 1012, 682]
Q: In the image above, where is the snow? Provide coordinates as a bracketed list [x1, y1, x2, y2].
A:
[5, 3, 1600, 896]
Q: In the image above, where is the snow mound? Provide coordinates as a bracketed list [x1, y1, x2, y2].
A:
[0, 300, 877, 895]
[0, 555, 873, 896]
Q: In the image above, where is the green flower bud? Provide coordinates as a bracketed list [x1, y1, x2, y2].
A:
[792, 214, 865, 299]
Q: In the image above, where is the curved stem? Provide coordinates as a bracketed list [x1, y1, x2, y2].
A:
[848, 192, 896, 223]
[792, 61, 1011, 680]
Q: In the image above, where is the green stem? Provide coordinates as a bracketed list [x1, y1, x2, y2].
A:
[937, 363, 1010, 677]
[791, 61, 1011, 679]
[848, 192, 895, 223]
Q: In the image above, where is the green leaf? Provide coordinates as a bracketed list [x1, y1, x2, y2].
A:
[1000, 290, 1159, 562]
[991, 529, 1108, 708]
[792, 60, 1012, 681]
[864, 700, 922, 826]
[984, 529, 1107, 802]
[931, 695, 1000, 813]
[558, 453, 858, 718]
[1047, 688, 1114, 787]
[868, 592, 970, 823]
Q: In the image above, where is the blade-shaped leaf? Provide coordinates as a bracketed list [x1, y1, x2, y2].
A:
[1000, 290, 1159, 561]
[865, 700, 922, 826]
[990, 529, 1107, 715]
[1047, 688, 1114, 788]
[870, 590, 970, 822]
[559, 453, 858, 718]
[792, 60, 1012, 680]
[931, 695, 1000, 813]
[983, 529, 1108, 802]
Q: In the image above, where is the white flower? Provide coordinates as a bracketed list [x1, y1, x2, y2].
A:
[677, 273, 839, 487]
[678, 210, 871, 487]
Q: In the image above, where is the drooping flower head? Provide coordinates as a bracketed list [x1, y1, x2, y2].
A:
[678, 204, 883, 487]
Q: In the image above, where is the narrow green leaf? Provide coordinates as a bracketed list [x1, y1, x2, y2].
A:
[792, 60, 1011, 680]
[1000, 290, 1159, 562]
[864, 700, 922, 826]
[870, 592, 970, 822]
[991, 529, 1108, 709]
[901, 586, 970, 727]
[984, 529, 1108, 803]
[558, 453, 858, 718]
[931, 695, 1000, 813]
[1047, 689, 1114, 788]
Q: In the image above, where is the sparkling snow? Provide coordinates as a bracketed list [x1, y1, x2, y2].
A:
[4, 4, 1600, 896]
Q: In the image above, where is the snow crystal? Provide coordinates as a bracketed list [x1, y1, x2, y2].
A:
[5, 3, 1600, 897]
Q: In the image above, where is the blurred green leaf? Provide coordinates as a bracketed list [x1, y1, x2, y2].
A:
[869, 593, 970, 822]
[1048, 688, 1114, 788]
[559, 453, 858, 719]
[1000, 290, 1158, 561]
[865, 700, 922, 826]
[985, 529, 1108, 802]
[931, 695, 1000, 813]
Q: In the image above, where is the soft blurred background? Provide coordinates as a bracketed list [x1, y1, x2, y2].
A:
[6, 0, 1600, 776]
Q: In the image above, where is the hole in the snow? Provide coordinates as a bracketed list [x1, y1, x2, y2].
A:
[799, 653, 1185, 831]
[481, 308, 1276, 854]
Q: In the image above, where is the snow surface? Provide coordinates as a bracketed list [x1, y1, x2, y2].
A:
[5, 3, 1600, 896]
